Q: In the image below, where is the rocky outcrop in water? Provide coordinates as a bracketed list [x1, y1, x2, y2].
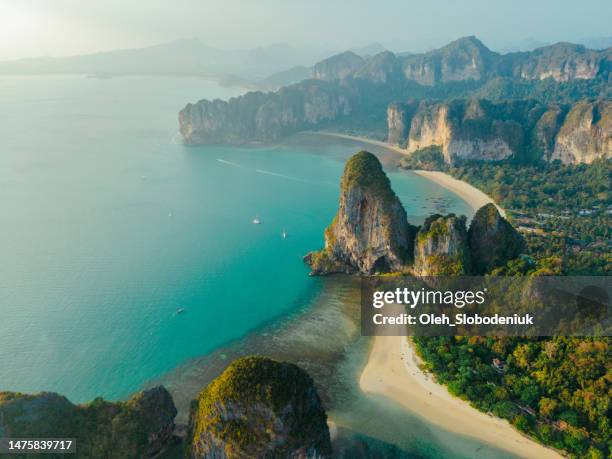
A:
[0, 386, 178, 457]
[467, 204, 524, 274]
[304, 151, 415, 275]
[179, 82, 353, 144]
[413, 214, 471, 276]
[306, 152, 525, 276]
[391, 98, 611, 164]
[188, 356, 331, 459]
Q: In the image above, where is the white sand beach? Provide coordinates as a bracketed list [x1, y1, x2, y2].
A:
[360, 334, 563, 459]
[412, 170, 506, 217]
[316, 131, 558, 457]
[311, 131, 505, 217]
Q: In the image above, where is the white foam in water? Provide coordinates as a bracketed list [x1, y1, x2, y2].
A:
[216, 158, 243, 167]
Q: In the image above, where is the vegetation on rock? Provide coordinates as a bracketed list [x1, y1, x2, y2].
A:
[0, 386, 177, 458]
[306, 151, 415, 275]
[188, 356, 331, 459]
[468, 203, 524, 274]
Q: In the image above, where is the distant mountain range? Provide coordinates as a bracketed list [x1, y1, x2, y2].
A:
[0, 38, 333, 84]
[2, 36, 610, 92]
[178, 36, 611, 165]
[0, 38, 387, 90]
[312, 36, 611, 85]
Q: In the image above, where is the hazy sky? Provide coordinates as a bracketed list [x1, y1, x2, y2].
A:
[1, 0, 611, 60]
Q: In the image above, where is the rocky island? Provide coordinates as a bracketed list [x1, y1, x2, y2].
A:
[0, 387, 177, 458]
[188, 356, 331, 459]
[305, 151, 416, 274]
[306, 151, 523, 276]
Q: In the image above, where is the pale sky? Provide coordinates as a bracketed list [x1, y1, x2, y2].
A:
[1, 0, 611, 60]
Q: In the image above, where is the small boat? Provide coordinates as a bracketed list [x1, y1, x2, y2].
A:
[281, 229, 288, 239]
[252, 216, 261, 225]
[176, 308, 185, 314]
[168, 212, 173, 217]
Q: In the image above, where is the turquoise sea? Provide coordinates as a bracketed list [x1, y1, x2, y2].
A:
[0, 75, 517, 458]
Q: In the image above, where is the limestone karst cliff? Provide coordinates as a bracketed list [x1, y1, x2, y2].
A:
[550, 99, 612, 163]
[389, 98, 612, 164]
[306, 151, 525, 276]
[413, 214, 471, 276]
[313, 37, 610, 86]
[467, 203, 524, 274]
[188, 356, 331, 459]
[179, 82, 353, 144]
[0, 386, 177, 457]
[304, 151, 416, 275]
[178, 37, 609, 148]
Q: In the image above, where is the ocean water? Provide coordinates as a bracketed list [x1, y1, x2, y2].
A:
[0, 75, 500, 457]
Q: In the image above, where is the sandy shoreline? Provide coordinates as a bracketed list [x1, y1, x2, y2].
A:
[412, 170, 506, 217]
[360, 335, 562, 459]
[312, 132, 559, 457]
[307, 131, 558, 457]
[311, 131, 505, 217]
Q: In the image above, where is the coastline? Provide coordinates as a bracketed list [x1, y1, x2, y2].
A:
[412, 170, 506, 217]
[360, 335, 563, 459]
[309, 131, 505, 217]
[312, 132, 557, 457]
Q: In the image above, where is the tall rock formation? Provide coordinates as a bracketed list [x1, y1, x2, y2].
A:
[179, 37, 610, 149]
[467, 203, 524, 274]
[413, 214, 470, 276]
[188, 356, 331, 459]
[305, 151, 415, 275]
[387, 101, 418, 146]
[392, 98, 611, 164]
[179, 82, 353, 144]
[514, 43, 610, 82]
[404, 99, 529, 163]
[551, 99, 612, 163]
[0, 386, 177, 457]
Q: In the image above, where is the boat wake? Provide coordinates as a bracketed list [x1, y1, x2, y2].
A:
[255, 169, 312, 184]
[216, 158, 243, 168]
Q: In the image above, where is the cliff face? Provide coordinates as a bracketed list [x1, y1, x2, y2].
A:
[515, 43, 611, 82]
[306, 153, 524, 276]
[305, 151, 415, 275]
[314, 37, 610, 86]
[467, 204, 524, 274]
[0, 386, 177, 457]
[387, 101, 418, 146]
[188, 356, 331, 459]
[178, 37, 609, 147]
[551, 100, 612, 164]
[413, 214, 470, 276]
[392, 98, 611, 164]
[402, 99, 530, 163]
[179, 82, 353, 144]
[313, 51, 365, 80]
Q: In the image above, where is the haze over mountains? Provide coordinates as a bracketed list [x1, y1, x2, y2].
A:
[0, 35, 610, 91]
[178, 36, 611, 165]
